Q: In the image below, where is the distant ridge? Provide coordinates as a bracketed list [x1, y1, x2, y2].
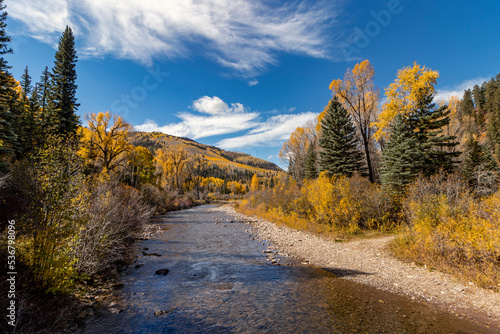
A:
[128, 131, 283, 174]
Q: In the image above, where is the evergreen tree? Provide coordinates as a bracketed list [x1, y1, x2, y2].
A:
[20, 66, 32, 100]
[461, 89, 475, 117]
[304, 140, 318, 179]
[485, 76, 500, 163]
[403, 90, 460, 176]
[48, 26, 80, 138]
[0, 0, 17, 173]
[38, 66, 50, 113]
[319, 97, 363, 177]
[268, 176, 275, 188]
[380, 114, 426, 195]
[472, 84, 486, 129]
[461, 137, 499, 195]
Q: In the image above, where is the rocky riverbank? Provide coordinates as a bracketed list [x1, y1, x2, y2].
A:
[212, 205, 500, 329]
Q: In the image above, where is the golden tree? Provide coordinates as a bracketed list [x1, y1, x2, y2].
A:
[79, 111, 132, 174]
[279, 124, 316, 181]
[373, 62, 439, 140]
[250, 173, 260, 192]
[168, 147, 189, 191]
[329, 60, 379, 182]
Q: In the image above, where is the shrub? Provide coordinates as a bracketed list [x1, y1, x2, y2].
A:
[393, 173, 500, 289]
[71, 181, 153, 276]
[238, 172, 396, 235]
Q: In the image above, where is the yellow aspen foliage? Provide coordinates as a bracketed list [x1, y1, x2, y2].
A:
[373, 62, 439, 140]
[396, 175, 500, 288]
[305, 172, 361, 228]
[227, 181, 245, 195]
[250, 173, 260, 192]
[79, 111, 132, 173]
[201, 177, 225, 193]
[280, 125, 316, 180]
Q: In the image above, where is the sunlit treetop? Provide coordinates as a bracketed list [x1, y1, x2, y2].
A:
[372, 62, 439, 140]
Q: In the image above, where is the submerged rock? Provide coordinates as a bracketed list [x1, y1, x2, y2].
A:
[155, 268, 170, 276]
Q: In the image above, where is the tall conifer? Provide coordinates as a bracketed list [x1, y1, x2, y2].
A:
[380, 114, 426, 195]
[319, 97, 363, 177]
[48, 26, 80, 138]
[304, 141, 318, 179]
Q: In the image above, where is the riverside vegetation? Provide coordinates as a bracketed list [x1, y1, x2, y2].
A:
[239, 60, 500, 292]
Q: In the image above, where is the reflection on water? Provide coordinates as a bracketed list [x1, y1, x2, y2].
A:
[82, 205, 493, 333]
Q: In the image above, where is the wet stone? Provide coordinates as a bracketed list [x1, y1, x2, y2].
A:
[155, 268, 170, 276]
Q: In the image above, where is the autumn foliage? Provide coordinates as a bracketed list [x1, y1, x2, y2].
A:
[392, 173, 500, 289]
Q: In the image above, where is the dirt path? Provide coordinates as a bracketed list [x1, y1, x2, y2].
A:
[215, 205, 500, 329]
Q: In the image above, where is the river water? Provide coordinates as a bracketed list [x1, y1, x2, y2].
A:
[82, 205, 492, 333]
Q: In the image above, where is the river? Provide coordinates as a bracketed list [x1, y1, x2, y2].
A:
[81, 205, 492, 333]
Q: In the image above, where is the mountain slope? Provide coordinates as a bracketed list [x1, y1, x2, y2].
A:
[128, 131, 283, 174]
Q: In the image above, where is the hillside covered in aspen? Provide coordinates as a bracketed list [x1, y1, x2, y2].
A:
[129, 131, 282, 174]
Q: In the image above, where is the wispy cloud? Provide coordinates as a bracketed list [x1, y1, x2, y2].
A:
[135, 96, 318, 149]
[7, 0, 336, 76]
[434, 77, 491, 103]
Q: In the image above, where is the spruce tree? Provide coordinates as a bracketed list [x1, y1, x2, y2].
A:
[486, 77, 500, 163]
[472, 84, 486, 129]
[380, 114, 426, 195]
[409, 91, 460, 175]
[48, 26, 80, 138]
[304, 141, 318, 179]
[319, 97, 363, 177]
[461, 137, 499, 194]
[461, 89, 475, 117]
[0, 0, 17, 173]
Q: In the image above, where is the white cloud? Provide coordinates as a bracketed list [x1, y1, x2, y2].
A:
[135, 96, 259, 139]
[248, 80, 259, 87]
[135, 96, 318, 150]
[434, 77, 491, 103]
[216, 112, 318, 149]
[7, 0, 336, 76]
[191, 96, 245, 115]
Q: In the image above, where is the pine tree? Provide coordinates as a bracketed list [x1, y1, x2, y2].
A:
[472, 84, 486, 129]
[0, 0, 17, 173]
[319, 97, 364, 177]
[304, 140, 318, 179]
[461, 89, 475, 117]
[461, 137, 499, 195]
[380, 114, 426, 195]
[486, 77, 500, 164]
[48, 26, 80, 138]
[404, 90, 460, 176]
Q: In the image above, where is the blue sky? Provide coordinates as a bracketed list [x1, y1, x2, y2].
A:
[6, 0, 500, 169]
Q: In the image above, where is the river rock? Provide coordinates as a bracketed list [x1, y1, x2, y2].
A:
[143, 252, 162, 257]
[154, 310, 170, 316]
[155, 268, 170, 275]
